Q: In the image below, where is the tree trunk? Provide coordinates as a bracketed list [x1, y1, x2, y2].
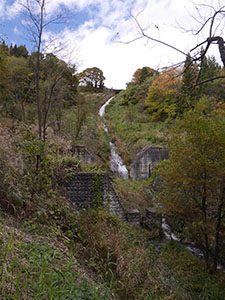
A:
[201, 174, 210, 269]
[211, 187, 225, 273]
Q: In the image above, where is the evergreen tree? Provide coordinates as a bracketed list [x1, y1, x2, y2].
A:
[198, 53, 222, 99]
[178, 54, 199, 114]
[199, 54, 221, 82]
[10, 44, 29, 58]
[181, 54, 198, 97]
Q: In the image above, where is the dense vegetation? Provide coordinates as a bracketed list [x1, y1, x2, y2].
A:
[0, 37, 225, 300]
[106, 59, 225, 277]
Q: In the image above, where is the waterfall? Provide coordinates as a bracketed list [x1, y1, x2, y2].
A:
[99, 97, 128, 179]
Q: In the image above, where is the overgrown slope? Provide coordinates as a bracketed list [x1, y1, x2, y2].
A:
[105, 90, 168, 166]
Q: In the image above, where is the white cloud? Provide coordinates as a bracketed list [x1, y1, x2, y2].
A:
[50, 0, 198, 88]
[13, 26, 20, 35]
[3, 0, 224, 88]
[5, 0, 23, 18]
[0, 0, 6, 17]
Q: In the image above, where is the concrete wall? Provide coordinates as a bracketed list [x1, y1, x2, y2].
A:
[130, 145, 168, 180]
[64, 172, 143, 225]
[102, 177, 126, 219]
[64, 173, 102, 210]
[126, 209, 141, 225]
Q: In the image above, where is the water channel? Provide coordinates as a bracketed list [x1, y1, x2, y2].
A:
[99, 96, 224, 271]
[99, 96, 128, 179]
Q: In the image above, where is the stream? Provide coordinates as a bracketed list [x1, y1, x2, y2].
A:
[99, 96, 224, 271]
[162, 218, 204, 257]
[162, 218, 225, 271]
[99, 96, 128, 179]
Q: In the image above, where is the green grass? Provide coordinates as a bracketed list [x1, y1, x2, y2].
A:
[105, 91, 169, 165]
[113, 177, 154, 213]
[161, 242, 225, 300]
[1, 195, 225, 300]
[0, 212, 111, 300]
[75, 209, 225, 299]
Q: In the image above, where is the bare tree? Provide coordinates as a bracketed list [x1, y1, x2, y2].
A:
[22, 0, 68, 141]
[121, 2, 225, 85]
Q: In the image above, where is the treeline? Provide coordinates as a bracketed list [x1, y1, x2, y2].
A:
[0, 40, 110, 213]
[0, 42, 78, 133]
[124, 55, 225, 121]
[0, 42, 106, 139]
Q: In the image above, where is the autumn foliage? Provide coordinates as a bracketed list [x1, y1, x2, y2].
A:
[145, 68, 181, 121]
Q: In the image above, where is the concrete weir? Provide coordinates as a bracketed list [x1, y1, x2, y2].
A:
[130, 145, 168, 180]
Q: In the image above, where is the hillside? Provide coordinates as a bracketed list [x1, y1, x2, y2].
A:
[0, 40, 225, 299]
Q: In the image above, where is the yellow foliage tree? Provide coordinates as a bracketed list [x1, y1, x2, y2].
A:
[145, 69, 181, 121]
[131, 66, 158, 84]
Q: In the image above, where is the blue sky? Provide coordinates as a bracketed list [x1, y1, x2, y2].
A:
[1, 2, 92, 48]
[0, 0, 223, 88]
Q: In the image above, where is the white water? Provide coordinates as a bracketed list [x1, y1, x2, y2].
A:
[99, 97, 128, 179]
[162, 218, 180, 242]
[162, 218, 204, 256]
[162, 218, 225, 271]
[99, 97, 114, 117]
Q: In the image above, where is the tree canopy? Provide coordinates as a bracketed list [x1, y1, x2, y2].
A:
[145, 68, 181, 121]
[78, 67, 105, 89]
[131, 67, 158, 85]
[159, 107, 225, 273]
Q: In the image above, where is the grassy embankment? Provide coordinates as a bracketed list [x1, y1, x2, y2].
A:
[105, 90, 168, 166]
[61, 90, 112, 171]
[103, 90, 167, 212]
[1, 206, 225, 299]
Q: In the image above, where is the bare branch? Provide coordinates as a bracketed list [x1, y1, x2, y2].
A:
[192, 75, 225, 87]
[121, 13, 188, 57]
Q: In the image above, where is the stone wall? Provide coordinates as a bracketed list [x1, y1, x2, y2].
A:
[64, 173, 103, 210]
[126, 209, 141, 225]
[63, 173, 166, 229]
[130, 145, 169, 180]
[64, 173, 125, 220]
[102, 177, 126, 219]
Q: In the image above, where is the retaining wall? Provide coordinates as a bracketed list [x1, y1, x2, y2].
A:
[64, 173, 162, 229]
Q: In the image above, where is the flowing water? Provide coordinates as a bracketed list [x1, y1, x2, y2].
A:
[99, 96, 224, 270]
[162, 218, 204, 257]
[162, 218, 225, 270]
[99, 96, 128, 179]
